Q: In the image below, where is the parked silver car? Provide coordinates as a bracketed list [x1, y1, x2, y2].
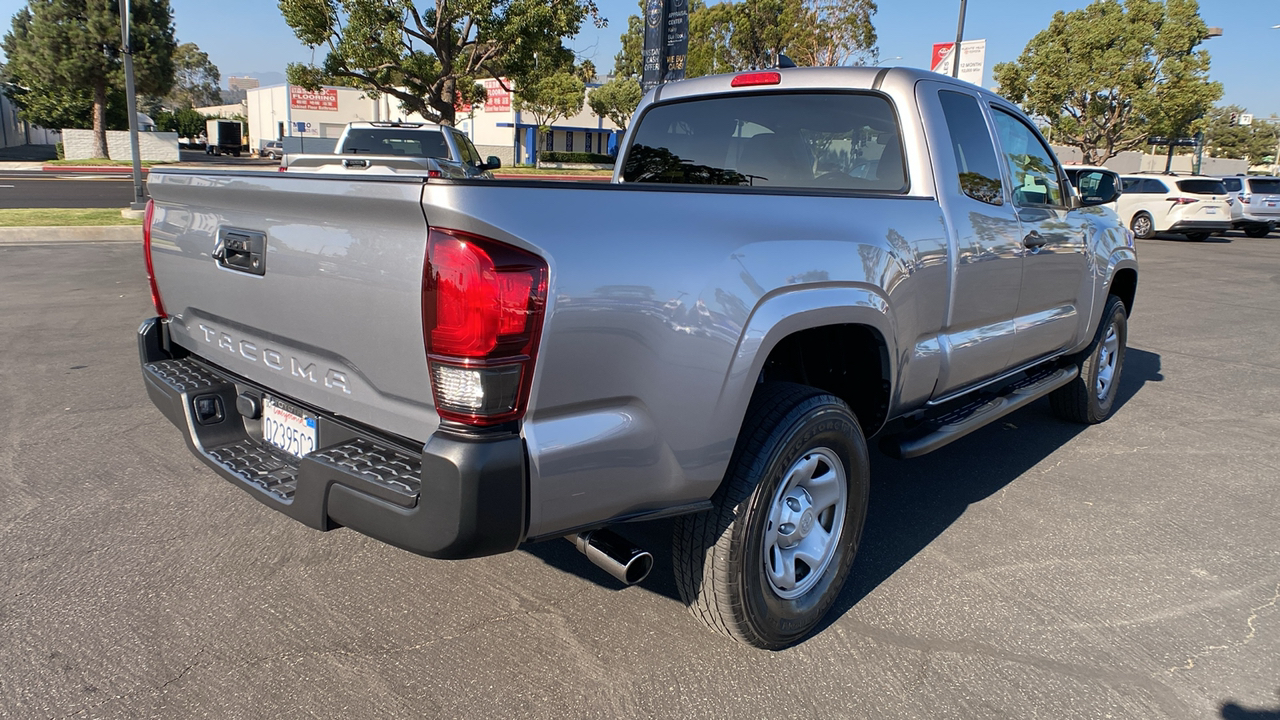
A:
[1219, 175, 1279, 237]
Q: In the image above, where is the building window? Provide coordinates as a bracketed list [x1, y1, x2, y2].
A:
[566, 132, 573, 152]
[598, 133, 604, 154]
[545, 130, 553, 152]
[584, 132, 591, 155]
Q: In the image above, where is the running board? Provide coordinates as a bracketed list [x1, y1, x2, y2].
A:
[881, 366, 1079, 459]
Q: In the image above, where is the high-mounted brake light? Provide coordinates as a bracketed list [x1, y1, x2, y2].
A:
[142, 198, 166, 318]
[422, 227, 547, 426]
[731, 71, 781, 87]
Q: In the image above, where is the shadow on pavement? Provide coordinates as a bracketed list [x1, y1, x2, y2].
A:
[1221, 694, 1280, 720]
[524, 349, 1165, 623]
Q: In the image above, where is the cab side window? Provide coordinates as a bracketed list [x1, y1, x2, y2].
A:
[937, 90, 1005, 206]
[991, 109, 1064, 207]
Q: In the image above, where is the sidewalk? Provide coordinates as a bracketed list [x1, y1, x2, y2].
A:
[0, 226, 140, 244]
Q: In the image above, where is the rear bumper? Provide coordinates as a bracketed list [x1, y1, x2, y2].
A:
[1233, 214, 1277, 228]
[1167, 219, 1231, 233]
[138, 317, 526, 559]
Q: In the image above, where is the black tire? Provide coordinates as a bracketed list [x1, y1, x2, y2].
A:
[1245, 226, 1271, 238]
[672, 382, 869, 650]
[1185, 232, 1210, 242]
[1130, 212, 1155, 239]
[1050, 295, 1128, 424]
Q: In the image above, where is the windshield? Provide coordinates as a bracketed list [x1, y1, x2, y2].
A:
[1247, 178, 1280, 194]
[622, 92, 905, 192]
[341, 128, 449, 158]
[1176, 179, 1227, 195]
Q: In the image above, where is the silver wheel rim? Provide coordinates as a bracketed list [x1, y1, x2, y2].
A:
[763, 447, 847, 600]
[1132, 215, 1151, 237]
[1095, 322, 1120, 401]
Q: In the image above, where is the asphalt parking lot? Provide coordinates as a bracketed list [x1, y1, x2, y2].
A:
[1, 232, 1277, 719]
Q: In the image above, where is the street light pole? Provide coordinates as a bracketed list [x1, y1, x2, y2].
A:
[119, 0, 145, 210]
[951, 0, 968, 79]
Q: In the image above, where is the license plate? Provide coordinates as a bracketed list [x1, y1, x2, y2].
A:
[262, 396, 317, 458]
[1267, 201, 1277, 208]
[1205, 207, 1218, 214]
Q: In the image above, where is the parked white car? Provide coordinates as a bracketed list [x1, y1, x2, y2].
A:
[1219, 175, 1280, 237]
[1117, 173, 1231, 241]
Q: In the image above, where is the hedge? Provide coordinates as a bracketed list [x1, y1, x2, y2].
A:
[540, 151, 614, 164]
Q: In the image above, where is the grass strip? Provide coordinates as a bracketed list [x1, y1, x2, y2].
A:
[0, 208, 143, 227]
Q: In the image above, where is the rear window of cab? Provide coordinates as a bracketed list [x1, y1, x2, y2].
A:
[621, 92, 906, 192]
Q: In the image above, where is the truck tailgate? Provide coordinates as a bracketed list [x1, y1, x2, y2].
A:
[147, 171, 437, 441]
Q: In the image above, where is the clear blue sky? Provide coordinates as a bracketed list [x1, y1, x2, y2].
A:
[0, 0, 1276, 116]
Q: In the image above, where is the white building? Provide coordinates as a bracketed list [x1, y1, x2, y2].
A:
[245, 79, 622, 165]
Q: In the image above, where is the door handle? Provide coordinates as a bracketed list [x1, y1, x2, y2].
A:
[343, 158, 370, 169]
[1023, 231, 1047, 249]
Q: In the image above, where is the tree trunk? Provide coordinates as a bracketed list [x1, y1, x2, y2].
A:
[91, 79, 109, 159]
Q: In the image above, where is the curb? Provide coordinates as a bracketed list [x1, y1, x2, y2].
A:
[42, 165, 149, 174]
[0, 225, 142, 244]
[494, 173, 611, 182]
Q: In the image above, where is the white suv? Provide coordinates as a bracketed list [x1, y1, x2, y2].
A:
[1117, 173, 1231, 241]
[1219, 175, 1279, 238]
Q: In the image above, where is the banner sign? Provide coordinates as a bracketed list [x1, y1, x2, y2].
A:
[289, 86, 339, 111]
[664, 0, 689, 82]
[642, 0, 665, 91]
[930, 39, 986, 86]
[484, 78, 512, 113]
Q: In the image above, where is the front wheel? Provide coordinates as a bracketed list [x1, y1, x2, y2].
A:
[1050, 295, 1128, 424]
[673, 383, 869, 649]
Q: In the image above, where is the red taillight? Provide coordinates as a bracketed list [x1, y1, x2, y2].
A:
[731, 71, 781, 87]
[423, 227, 547, 426]
[278, 166, 287, 172]
[1169, 197, 1199, 205]
[142, 199, 166, 318]
[1240, 193, 1251, 204]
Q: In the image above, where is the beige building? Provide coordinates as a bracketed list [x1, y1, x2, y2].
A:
[245, 80, 622, 165]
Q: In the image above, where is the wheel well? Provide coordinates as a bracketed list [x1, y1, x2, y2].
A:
[1109, 268, 1137, 316]
[759, 324, 891, 433]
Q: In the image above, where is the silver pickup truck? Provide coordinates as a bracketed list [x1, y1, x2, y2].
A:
[139, 67, 1137, 649]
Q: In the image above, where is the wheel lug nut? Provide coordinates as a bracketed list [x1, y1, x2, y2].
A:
[786, 497, 801, 511]
[779, 522, 796, 535]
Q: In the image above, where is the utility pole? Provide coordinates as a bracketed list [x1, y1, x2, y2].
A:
[951, 0, 968, 78]
[119, 0, 146, 210]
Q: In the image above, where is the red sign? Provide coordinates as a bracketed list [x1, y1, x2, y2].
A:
[289, 86, 339, 111]
[484, 79, 511, 113]
[931, 43, 955, 74]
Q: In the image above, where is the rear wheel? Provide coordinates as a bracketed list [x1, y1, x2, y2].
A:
[1245, 225, 1271, 238]
[1130, 212, 1155, 239]
[673, 383, 869, 650]
[1185, 232, 1210, 242]
[1050, 295, 1128, 424]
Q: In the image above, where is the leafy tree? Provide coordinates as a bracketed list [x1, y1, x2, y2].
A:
[789, 0, 877, 67]
[514, 71, 584, 161]
[278, 0, 603, 126]
[993, 0, 1221, 165]
[2, 0, 176, 157]
[155, 106, 209, 138]
[1203, 106, 1279, 163]
[613, 0, 875, 79]
[587, 76, 642, 130]
[166, 42, 221, 108]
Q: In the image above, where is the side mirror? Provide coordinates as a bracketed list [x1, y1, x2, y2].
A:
[1075, 170, 1121, 207]
[481, 155, 502, 171]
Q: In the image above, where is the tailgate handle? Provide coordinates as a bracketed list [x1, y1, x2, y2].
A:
[213, 229, 267, 276]
[343, 158, 370, 169]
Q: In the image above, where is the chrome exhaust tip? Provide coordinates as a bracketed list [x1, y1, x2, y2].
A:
[568, 529, 653, 585]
